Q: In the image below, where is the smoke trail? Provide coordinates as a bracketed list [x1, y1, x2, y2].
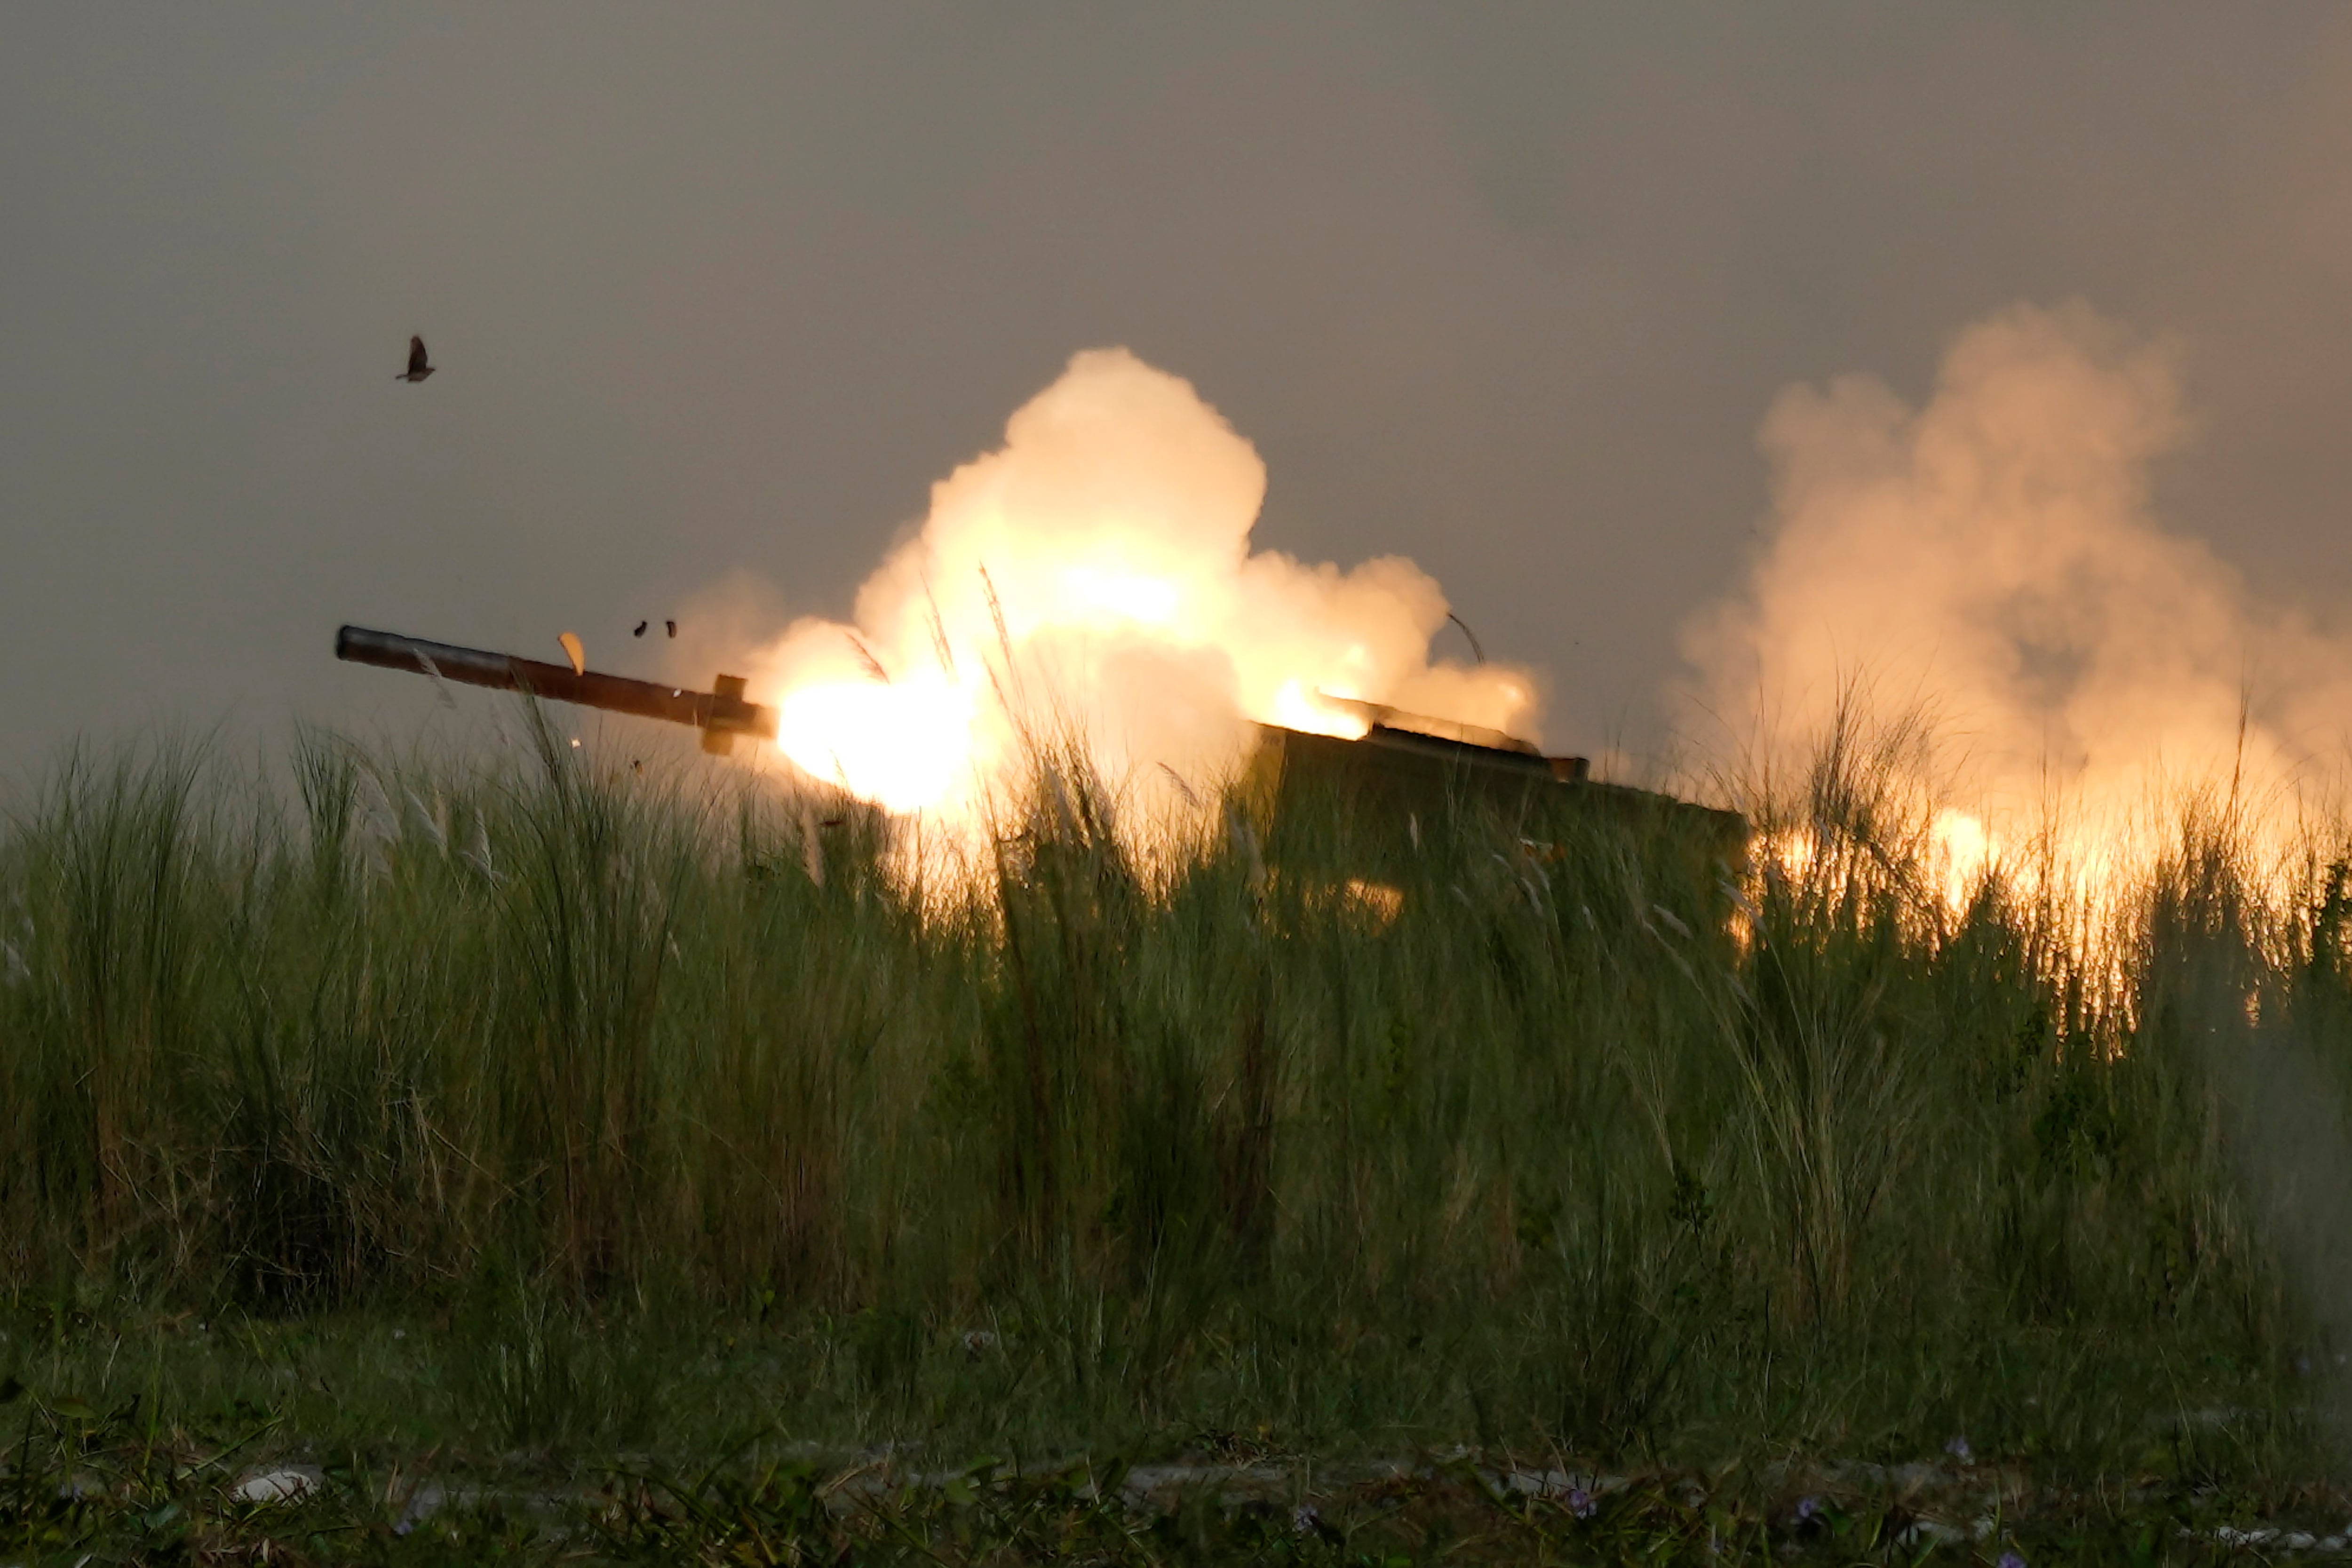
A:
[741, 348, 1538, 826]
[1685, 301, 2352, 885]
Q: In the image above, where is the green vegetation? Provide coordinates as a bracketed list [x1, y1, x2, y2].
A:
[2, 712, 2350, 1561]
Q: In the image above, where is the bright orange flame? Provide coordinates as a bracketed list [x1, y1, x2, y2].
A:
[740, 349, 1537, 837]
[773, 677, 980, 816]
[1270, 682, 1374, 740]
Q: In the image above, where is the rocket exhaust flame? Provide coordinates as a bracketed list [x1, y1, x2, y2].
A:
[734, 349, 1540, 836]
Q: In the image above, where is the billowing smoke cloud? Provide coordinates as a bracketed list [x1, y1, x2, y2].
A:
[1685, 302, 2352, 881]
[743, 348, 1537, 824]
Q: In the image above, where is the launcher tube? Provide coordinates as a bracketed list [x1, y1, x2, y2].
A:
[334, 625, 777, 745]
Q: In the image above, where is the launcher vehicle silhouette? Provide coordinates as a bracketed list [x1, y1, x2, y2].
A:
[1240, 697, 1746, 886]
[334, 624, 1744, 884]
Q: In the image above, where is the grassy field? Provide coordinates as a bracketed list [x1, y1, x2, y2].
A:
[3, 711, 2350, 1561]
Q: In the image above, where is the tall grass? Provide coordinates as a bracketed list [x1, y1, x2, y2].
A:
[0, 712, 2344, 1478]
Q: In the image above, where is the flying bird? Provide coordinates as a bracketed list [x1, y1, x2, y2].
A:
[665, 620, 676, 638]
[395, 335, 435, 382]
[633, 621, 648, 638]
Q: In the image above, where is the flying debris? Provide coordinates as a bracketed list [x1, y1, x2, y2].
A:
[633, 621, 648, 637]
[395, 335, 435, 382]
[666, 620, 677, 638]
[558, 632, 586, 676]
[1446, 612, 1487, 665]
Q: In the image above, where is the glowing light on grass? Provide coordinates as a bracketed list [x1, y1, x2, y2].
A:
[1930, 807, 1994, 912]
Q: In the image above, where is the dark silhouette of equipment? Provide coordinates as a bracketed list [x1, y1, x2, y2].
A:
[332, 629, 1741, 906]
[1242, 696, 1747, 905]
[335, 624, 775, 756]
[396, 336, 435, 382]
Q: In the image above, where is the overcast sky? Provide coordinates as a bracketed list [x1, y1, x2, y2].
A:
[8, 4, 2352, 772]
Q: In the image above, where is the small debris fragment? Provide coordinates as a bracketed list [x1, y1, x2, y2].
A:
[234, 1468, 318, 1505]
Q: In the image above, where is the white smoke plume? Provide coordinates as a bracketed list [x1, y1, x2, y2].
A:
[742, 348, 1538, 827]
[1685, 301, 2352, 887]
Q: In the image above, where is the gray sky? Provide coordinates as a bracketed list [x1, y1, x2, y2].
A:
[7, 4, 2352, 772]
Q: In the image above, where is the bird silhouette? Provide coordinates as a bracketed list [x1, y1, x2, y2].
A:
[665, 620, 677, 638]
[633, 621, 648, 638]
[395, 335, 435, 382]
